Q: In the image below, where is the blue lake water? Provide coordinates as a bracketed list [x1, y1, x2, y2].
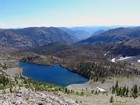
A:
[19, 62, 88, 86]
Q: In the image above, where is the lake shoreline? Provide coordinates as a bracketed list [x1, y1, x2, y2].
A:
[20, 56, 91, 79]
[19, 62, 88, 87]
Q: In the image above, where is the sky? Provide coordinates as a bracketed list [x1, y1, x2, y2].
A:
[0, 0, 140, 28]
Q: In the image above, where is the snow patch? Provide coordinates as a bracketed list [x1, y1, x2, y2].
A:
[111, 58, 116, 63]
[96, 87, 106, 92]
[118, 56, 132, 61]
[104, 51, 109, 56]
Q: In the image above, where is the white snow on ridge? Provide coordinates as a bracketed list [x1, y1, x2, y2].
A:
[118, 56, 132, 61]
[138, 60, 140, 63]
[111, 58, 116, 63]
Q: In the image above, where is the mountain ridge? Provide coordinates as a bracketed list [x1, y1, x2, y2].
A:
[0, 27, 74, 48]
[78, 27, 140, 45]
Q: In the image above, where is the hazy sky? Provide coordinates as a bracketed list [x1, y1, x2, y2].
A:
[0, 0, 140, 28]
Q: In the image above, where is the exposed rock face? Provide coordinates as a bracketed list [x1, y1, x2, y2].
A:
[0, 88, 78, 105]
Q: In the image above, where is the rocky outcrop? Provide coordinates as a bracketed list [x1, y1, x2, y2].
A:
[0, 88, 78, 105]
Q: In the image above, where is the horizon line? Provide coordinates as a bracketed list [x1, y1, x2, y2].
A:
[0, 25, 140, 29]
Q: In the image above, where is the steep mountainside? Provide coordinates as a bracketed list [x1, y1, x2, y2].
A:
[0, 30, 33, 48]
[78, 27, 140, 45]
[108, 37, 140, 57]
[124, 37, 140, 48]
[0, 27, 74, 48]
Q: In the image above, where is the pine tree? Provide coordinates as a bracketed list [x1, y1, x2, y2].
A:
[122, 86, 126, 96]
[132, 85, 138, 98]
[10, 87, 12, 93]
[91, 90, 94, 94]
[115, 81, 119, 89]
[110, 96, 114, 103]
[112, 86, 115, 94]
[125, 87, 129, 97]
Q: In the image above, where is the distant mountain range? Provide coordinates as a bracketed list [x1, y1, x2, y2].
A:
[78, 27, 140, 45]
[0, 26, 116, 48]
[0, 27, 75, 48]
[60, 27, 90, 41]
[0, 26, 140, 48]
[71, 26, 120, 34]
